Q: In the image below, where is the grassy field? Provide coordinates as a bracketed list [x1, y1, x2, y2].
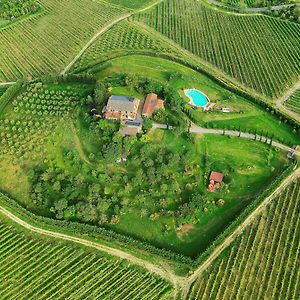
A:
[95, 55, 300, 145]
[188, 179, 300, 299]
[133, 0, 300, 98]
[284, 89, 300, 115]
[0, 213, 172, 299]
[0, 80, 291, 258]
[0, 0, 127, 82]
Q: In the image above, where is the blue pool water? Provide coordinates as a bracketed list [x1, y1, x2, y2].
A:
[186, 89, 208, 107]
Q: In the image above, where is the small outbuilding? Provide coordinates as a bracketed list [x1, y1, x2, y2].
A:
[210, 171, 224, 183]
[208, 171, 224, 192]
[142, 93, 164, 117]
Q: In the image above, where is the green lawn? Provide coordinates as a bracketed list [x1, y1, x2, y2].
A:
[110, 86, 144, 98]
[96, 55, 300, 145]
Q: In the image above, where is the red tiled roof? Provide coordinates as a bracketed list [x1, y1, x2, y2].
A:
[104, 111, 121, 119]
[210, 171, 224, 183]
[142, 93, 164, 116]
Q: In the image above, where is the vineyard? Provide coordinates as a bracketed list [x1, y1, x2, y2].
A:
[73, 20, 185, 72]
[216, 0, 290, 8]
[134, 0, 300, 98]
[105, 0, 158, 9]
[0, 0, 127, 82]
[284, 89, 300, 114]
[0, 214, 172, 300]
[188, 179, 300, 299]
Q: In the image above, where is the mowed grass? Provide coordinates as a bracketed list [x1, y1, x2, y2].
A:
[133, 0, 300, 98]
[188, 179, 300, 299]
[0, 213, 173, 300]
[96, 55, 300, 145]
[0, 0, 127, 82]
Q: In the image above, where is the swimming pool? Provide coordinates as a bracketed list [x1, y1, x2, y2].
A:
[185, 88, 209, 107]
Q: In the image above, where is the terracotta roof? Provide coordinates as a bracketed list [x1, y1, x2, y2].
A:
[142, 93, 164, 117]
[210, 171, 224, 183]
[104, 111, 121, 119]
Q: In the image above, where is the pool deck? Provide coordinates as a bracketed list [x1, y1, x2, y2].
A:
[184, 88, 210, 108]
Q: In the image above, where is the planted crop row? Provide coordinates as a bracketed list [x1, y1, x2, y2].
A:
[74, 20, 183, 72]
[0, 216, 172, 299]
[188, 179, 300, 299]
[0, 0, 127, 82]
[134, 0, 300, 98]
[0, 81, 90, 162]
[284, 89, 300, 114]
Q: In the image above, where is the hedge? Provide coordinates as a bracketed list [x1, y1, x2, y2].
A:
[0, 80, 23, 114]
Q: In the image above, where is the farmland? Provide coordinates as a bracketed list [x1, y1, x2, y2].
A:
[105, 0, 159, 9]
[0, 0, 127, 82]
[73, 20, 185, 73]
[188, 179, 300, 299]
[284, 89, 300, 115]
[134, 0, 300, 98]
[0, 213, 172, 299]
[0, 0, 300, 298]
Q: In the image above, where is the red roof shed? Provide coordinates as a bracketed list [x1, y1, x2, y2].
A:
[210, 171, 224, 183]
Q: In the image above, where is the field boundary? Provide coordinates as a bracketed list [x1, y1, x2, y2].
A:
[0, 205, 183, 289]
[182, 166, 300, 299]
[153, 123, 300, 155]
[206, 0, 298, 13]
[276, 79, 300, 121]
[61, 0, 164, 75]
[60, 12, 133, 75]
[0, 166, 298, 299]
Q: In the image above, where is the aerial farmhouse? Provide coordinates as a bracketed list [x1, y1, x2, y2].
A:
[103, 95, 140, 121]
[104, 93, 164, 136]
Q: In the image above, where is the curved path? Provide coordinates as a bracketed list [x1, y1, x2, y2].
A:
[207, 0, 298, 13]
[276, 79, 300, 122]
[153, 123, 300, 156]
[61, 13, 133, 75]
[0, 205, 184, 291]
[1, 166, 299, 299]
[0, 82, 16, 87]
[61, 0, 163, 75]
[181, 166, 300, 299]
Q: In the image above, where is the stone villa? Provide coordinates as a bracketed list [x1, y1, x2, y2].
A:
[103, 93, 164, 136]
[103, 95, 140, 121]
